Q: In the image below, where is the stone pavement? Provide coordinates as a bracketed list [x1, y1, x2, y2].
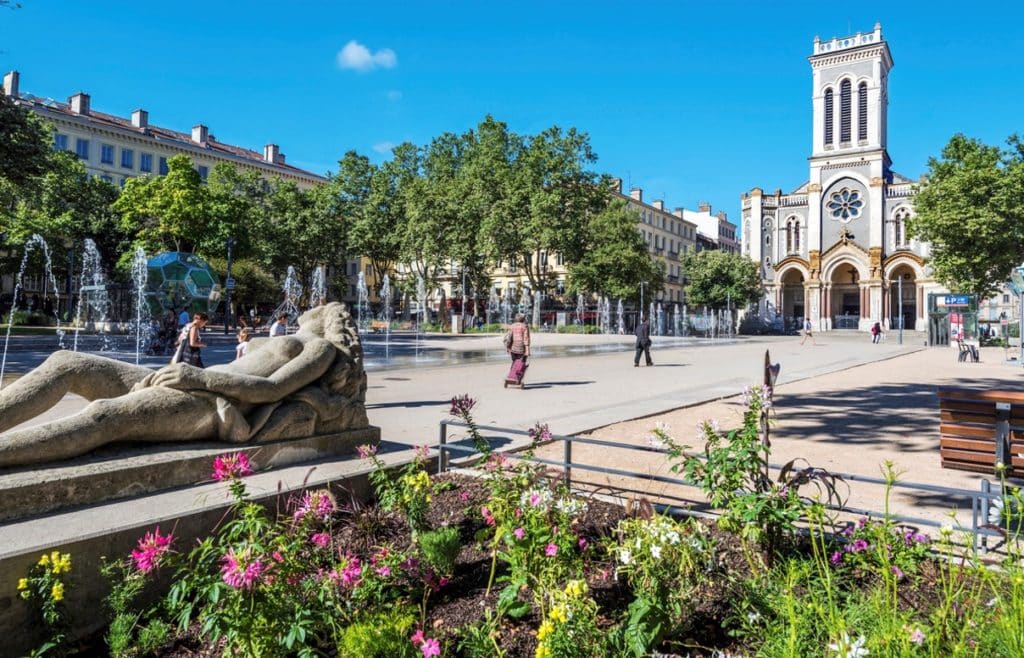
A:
[534, 343, 1024, 530]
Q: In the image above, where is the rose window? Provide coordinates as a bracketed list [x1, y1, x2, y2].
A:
[827, 188, 864, 222]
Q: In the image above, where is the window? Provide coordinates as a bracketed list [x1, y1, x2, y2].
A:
[827, 188, 863, 222]
[121, 148, 134, 169]
[824, 89, 833, 145]
[857, 82, 868, 141]
[785, 217, 801, 253]
[119, 177, 127, 188]
[891, 207, 910, 247]
[140, 152, 153, 172]
[158, 156, 168, 175]
[54, 134, 68, 151]
[101, 144, 114, 164]
[100, 174, 113, 183]
[1004, 294, 1011, 303]
[197, 165, 208, 181]
[75, 138, 90, 160]
[839, 80, 852, 143]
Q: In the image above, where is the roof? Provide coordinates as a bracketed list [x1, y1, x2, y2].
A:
[14, 92, 325, 182]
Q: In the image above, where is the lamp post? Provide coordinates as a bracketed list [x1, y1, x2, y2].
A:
[223, 236, 236, 335]
[897, 274, 904, 345]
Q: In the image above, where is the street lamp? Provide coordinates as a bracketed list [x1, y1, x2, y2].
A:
[223, 236, 237, 335]
[897, 273, 904, 345]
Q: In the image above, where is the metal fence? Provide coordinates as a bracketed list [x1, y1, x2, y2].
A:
[437, 420, 1009, 551]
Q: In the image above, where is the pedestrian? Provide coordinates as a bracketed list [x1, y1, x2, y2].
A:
[634, 316, 653, 367]
[503, 313, 531, 388]
[800, 317, 816, 346]
[171, 312, 209, 367]
[269, 313, 289, 337]
[871, 321, 882, 344]
[235, 327, 253, 360]
[177, 308, 190, 330]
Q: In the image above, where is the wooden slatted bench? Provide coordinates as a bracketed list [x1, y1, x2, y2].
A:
[938, 389, 1024, 475]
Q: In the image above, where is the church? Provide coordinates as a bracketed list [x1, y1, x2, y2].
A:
[740, 23, 945, 333]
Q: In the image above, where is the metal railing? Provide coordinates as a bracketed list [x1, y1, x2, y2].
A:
[437, 420, 1010, 551]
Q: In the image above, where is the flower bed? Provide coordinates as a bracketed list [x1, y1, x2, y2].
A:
[16, 390, 1024, 657]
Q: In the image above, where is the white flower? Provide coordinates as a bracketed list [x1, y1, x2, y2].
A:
[619, 549, 632, 565]
[829, 632, 869, 658]
[988, 498, 1005, 525]
[747, 611, 761, 624]
[666, 530, 681, 545]
[939, 523, 954, 536]
[650, 544, 662, 559]
[986, 596, 998, 608]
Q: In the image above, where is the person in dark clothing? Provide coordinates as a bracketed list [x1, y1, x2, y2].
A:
[634, 316, 653, 367]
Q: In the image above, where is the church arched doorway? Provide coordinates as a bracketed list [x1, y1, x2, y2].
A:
[889, 265, 917, 330]
[829, 263, 862, 329]
[779, 269, 805, 333]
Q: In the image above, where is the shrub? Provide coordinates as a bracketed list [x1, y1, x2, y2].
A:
[417, 527, 461, 576]
[336, 610, 418, 658]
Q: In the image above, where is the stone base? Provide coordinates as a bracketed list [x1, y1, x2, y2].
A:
[0, 426, 380, 523]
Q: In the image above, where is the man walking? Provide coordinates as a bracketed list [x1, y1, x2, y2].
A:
[269, 313, 289, 337]
[634, 316, 653, 367]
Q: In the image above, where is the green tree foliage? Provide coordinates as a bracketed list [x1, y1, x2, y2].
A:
[0, 88, 51, 192]
[115, 154, 210, 254]
[682, 250, 762, 309]
[205, 256, 278, 313]
[568, 199, 664, 300]
[907, 133, 1024, 297]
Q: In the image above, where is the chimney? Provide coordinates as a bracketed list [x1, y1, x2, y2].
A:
[3, 70, 18, 97]
[191, 124, 209, 145]
[69, 92, 90, 115]
[698, 201, 711, 213]
[263, 144, 280, 163]
[131, 109, 148, 129]
[629, 187, 643, 202]
[716, 211, 728, 220]
[672, 208, 684, 218]
[610, 177, 623, 194]
[277, 152, 286, 164]
[652, 199, 664, 211]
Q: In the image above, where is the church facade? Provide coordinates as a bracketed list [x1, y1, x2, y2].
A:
[740, 24, 944, 332]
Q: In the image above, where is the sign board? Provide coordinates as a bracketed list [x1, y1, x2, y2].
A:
[941, 295, 971, 307]
[225, 278, 236, 290]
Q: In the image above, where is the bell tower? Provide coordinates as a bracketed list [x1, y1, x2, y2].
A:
[809, 23, 893, 165]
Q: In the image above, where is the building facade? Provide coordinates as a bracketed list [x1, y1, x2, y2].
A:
[740, 24, 944, 332]
[2, 71, 325, 189]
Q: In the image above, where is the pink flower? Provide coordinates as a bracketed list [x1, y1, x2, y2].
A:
[376, 565, 392, 577]
[130, 526, 174, 574]
[356, 444, 377, 459]
[528, 422, 552, 442]
[310, 532, 330, 548]
[292, 490, 337, 522]
[220, 548, 264, 589]
[212, 452, 253, 481]
[415, 444, 431, 461]
[830, 551, 843, 565]
[908, 627, 925, 646]
[339, 557, 362, 587]
[891, 565, 905, 580]
[529, 493, 542, 507]
[449, 394, 477, 416]
[513, 527, 525, 540]
[545, 543, 558, 557]
[410, 629, 425, 646]
[271, 551, 284, 563]
[578, 537, 589, 550]
[459, 490, 471, 502]
[481, 506, 496, 527]
[420, 638, 441, 657]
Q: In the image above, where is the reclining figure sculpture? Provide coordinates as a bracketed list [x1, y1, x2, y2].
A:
[0, 302, 368, 468]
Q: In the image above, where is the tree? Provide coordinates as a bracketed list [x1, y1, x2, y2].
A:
[115, 154, 211, 254]
[568, 199, 664, 301]
[907, 133, 1024, 298]
[0, 89, 51, 191]
[206, 256, 278, 312]
[682, 250, 762, 309]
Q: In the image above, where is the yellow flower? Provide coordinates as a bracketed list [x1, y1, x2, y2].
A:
[535, 644, 551, 658]
[564, 579, 587, 598]
[549, 605, 568, 624]
[51, 582, 64, 601]
[50, 551, 60, 566]
[51, 553, 72, 575]
[537, 621, 553, 641]
[37, 554, 50, 567]
[17, 578, 28, 591]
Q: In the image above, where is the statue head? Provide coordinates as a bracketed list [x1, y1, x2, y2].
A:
[296, 302, 365, 400]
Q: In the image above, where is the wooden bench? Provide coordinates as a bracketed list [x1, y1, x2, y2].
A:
[938, 389, 1024, 475]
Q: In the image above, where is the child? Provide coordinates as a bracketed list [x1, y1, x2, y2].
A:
[235, 327, 252, 360]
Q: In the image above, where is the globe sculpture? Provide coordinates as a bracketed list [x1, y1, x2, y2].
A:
[145, 252, 222, 317]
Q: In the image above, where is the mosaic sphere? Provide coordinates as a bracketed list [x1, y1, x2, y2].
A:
[145, 252, 222, 317]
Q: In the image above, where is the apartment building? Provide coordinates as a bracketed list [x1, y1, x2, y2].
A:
[2, 71, 325, 189]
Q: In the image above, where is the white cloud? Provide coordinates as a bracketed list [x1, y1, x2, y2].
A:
[372, 141, 396, 154]
[337, 40, 397, 72]
[386, 90, 403, 102]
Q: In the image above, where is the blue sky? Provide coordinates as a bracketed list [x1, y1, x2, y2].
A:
[3, 1, 1023, 219]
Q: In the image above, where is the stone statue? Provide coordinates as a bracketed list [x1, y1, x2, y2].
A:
[0, 302, 368, 468]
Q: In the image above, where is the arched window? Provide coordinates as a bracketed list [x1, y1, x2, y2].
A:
[891, 208, 911, 248]
[794, 219, 801, 251]
[839, 80, 852, 143]
[785, 217, 802, 254]
[824, 88, 834, 145]
[857, 82, 868, 141]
